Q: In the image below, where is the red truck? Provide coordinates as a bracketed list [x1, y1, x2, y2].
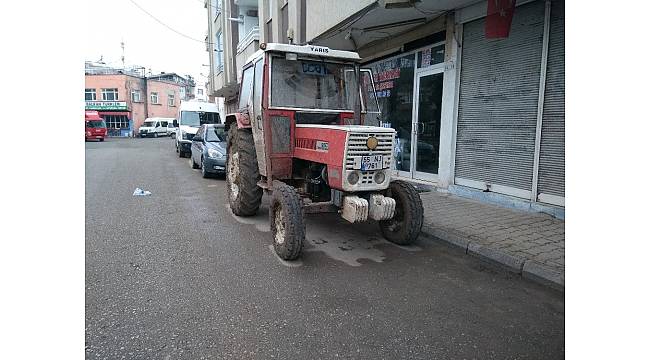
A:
[85, 111, 107, 142]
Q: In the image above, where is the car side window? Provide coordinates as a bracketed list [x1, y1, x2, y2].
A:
[161, 121, 168, 127]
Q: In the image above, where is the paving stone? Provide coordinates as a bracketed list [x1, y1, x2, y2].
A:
[420, 189, 564, 289]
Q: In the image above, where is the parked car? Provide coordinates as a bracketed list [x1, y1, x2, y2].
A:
[85, 111, 107, 142]
[190, 124, 227, 178]
[138, 117, 174, 138]
[166, 120, 178, 137]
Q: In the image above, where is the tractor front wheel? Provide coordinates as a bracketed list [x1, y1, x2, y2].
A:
[226, 126, 262, 216]
[270, 182, 305, 260]
[379, 180, 423, 245]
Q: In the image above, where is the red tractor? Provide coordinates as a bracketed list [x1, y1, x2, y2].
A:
[225, 43, 423, 260]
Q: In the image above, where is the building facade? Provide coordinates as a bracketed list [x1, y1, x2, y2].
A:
[204, 0, 565, 214]
[85, 64, 195, 135]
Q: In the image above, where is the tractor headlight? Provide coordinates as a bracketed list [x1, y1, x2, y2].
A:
[347, 171, 359, 185]
[374, 171, 386, 184]
[207, 148, 223, 159]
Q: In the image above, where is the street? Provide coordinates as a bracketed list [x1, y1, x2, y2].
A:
[85, 138, 564, 359]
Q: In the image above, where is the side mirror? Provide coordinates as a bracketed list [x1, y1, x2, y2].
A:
[173, 120, 178, 127]
[192, 136, 201, 142]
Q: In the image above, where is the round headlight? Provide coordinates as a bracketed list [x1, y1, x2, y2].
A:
[347, 171, 359, 185]
[374, 171, 385, 184]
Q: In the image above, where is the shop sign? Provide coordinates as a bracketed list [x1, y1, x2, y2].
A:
[85, 101, 128, 110]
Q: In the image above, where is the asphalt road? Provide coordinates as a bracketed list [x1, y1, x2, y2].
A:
[85, 137, 564, 359]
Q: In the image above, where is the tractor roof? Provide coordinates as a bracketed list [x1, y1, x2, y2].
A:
[246, 43, 361, 65]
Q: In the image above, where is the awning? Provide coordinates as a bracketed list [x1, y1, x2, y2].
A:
[97, 111, 131, 117]
[310, 0, 478, 52]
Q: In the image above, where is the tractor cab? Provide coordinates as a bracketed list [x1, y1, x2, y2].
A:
[225, 43, 423, 260]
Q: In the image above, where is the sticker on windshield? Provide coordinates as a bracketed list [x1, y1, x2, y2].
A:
[302, 63, 330, 76]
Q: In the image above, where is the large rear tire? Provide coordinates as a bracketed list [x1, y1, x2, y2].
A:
[379, 180, 423, 245]
[226, 126, 262, 216]
[270, 182, 304, 260]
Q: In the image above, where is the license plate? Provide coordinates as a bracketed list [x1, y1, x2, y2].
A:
[361, 155, 382, 171]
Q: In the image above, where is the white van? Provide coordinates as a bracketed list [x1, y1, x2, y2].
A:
[175, 100, 220, 157]
[138, 117, 175, 138]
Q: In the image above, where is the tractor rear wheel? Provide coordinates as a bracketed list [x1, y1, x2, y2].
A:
[379, 180, 423, 245]
[270, 182, 304, 260]
[226, 126, 262, 216]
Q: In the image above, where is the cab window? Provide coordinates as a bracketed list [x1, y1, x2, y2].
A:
[239, 66, 254, 110]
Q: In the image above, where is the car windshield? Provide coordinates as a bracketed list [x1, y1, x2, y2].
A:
[86, 120, 106, 128]
[143, 121, 155, 127]
[205, 127, 226, 142]
[270, 57, 358, 111]
[180, 111, 220, 127]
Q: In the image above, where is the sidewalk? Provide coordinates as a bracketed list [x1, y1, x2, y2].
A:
[418, 190, 565, 291]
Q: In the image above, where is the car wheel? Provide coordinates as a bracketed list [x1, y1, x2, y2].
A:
[201, 157, 209, 178]
[191, 155, 200, 169]
[153, 132, 158, 138]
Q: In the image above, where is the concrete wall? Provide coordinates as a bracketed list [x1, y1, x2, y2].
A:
[305, 0, 374, 41]
[146, 80, 182, 120]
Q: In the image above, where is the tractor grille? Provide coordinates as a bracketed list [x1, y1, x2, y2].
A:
[345, 132, 394, 170]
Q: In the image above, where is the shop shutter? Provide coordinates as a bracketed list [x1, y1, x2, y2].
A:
[537, 0, 565, 199]
[455, 0, 545, 195]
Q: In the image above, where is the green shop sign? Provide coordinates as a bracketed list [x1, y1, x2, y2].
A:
[85, 101, 128, 110]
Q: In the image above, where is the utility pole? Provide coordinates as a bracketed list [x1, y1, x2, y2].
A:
[121, 40, 125, 69]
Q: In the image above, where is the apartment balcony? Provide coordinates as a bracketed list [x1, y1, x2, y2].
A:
[235, 26, 260, 82]
[213, 65, 238, 100]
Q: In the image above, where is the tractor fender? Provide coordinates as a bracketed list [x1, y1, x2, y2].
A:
[224, 112, 251, 131]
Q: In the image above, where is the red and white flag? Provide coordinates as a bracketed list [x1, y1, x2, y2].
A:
[485, 0, 517, 39]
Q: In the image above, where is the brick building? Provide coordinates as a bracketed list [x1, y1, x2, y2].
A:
[85, 63, 195, 136]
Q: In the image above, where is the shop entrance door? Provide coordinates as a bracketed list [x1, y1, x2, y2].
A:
[410, 68, 444, 182]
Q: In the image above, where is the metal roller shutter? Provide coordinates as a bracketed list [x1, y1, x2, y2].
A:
[455, 0, 545, 195]
[538, 0, 565, 199]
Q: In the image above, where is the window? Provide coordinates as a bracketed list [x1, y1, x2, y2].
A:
[215, 31, 224, 72]
[205, 126, 226, 142]
[253, 59, 264, 129]
[180, 111, 220, 126]
[131, 89, 142, 102]
[198, 88, 204, 96]
[239, 66, 254, 110]
[161, 121, 168, 127]
[151, 92, 159, 104]
[270, 56, 357, 110]
[85, 88, 96, 101]
[103, 115, 129, 130]
[86, 120, 105, 128]
[168, 93, 175, 106]
[102, 88, 118, 101]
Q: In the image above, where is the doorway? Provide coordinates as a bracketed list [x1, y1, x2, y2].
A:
[411, 68, 444, 181]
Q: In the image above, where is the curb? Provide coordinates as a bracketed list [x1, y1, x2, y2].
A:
[420, 226, 564, 292]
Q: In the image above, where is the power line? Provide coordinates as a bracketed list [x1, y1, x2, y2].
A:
[128, 0, 218, 45]
[193, 0, 222, 13]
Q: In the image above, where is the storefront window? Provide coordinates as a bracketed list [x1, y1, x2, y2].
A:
[417, 44, 445, 68]
[366, 54, 416, 172]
